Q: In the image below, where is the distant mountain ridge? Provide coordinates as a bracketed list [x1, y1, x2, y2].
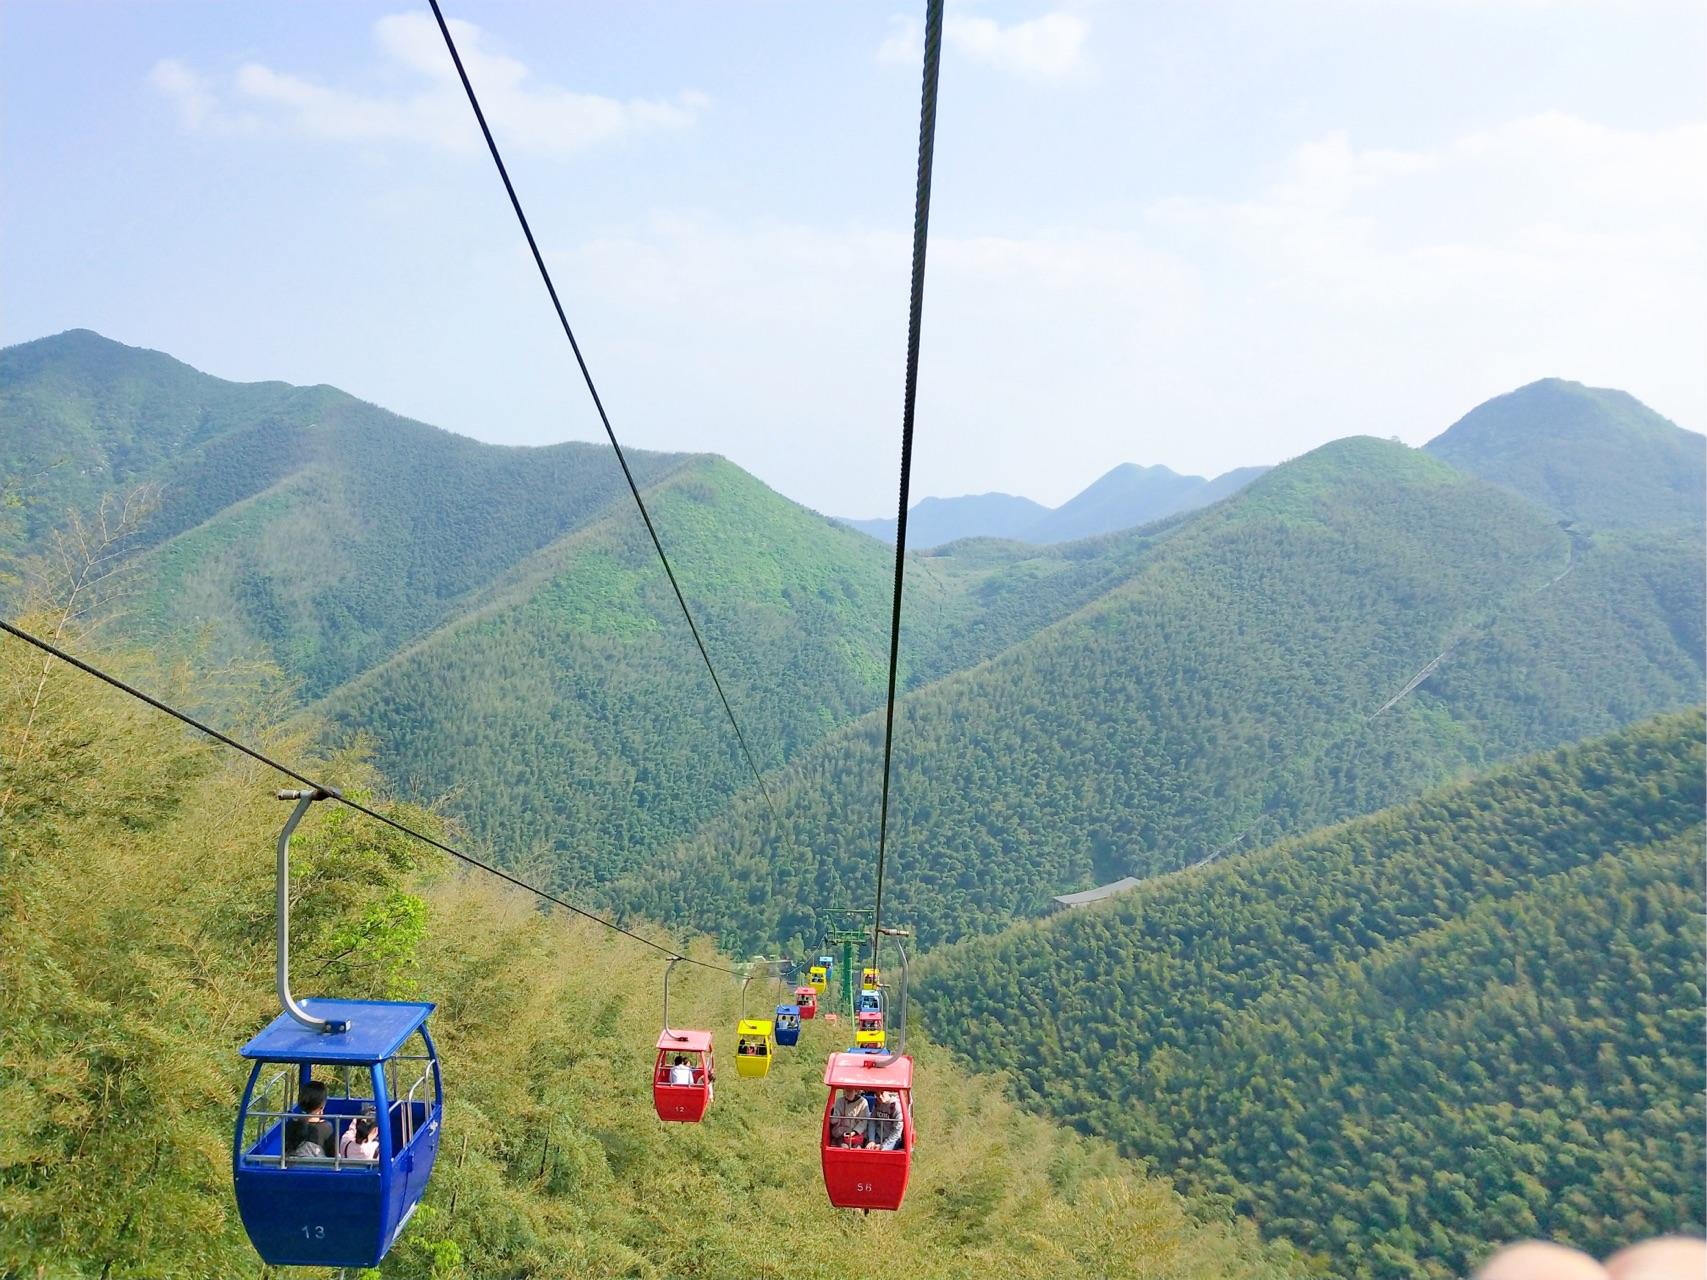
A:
[841, 491, 1050, 546]
[839, 462, 1269, 549]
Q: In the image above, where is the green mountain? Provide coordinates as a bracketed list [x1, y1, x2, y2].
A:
[1, 329, 690, 693]
[0, 624, 1299, 1280]
[1424, 378, 1705, 530]
[2, 332, 1191, 897]
[914, 710, 1707, 1280]
[6, 334, 1702, 1278]
[614, 437, 1703, 950]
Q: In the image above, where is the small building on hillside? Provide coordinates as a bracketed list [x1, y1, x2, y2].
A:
[1048, 876, 1141, 913]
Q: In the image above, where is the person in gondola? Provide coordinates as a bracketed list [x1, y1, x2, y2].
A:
[339, 1115, 379, 1161]
[668, 1055, 695, 1086]
[285, 1080, 336, 1158]
[829, 1088, 870, 1147]
[869, 1091, 904, 1151]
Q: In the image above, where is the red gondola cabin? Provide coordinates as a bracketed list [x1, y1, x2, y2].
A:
[653, 1029, 715, 1122]
[794, 985, 818, 1019]
[820, 1051, 914, 1211]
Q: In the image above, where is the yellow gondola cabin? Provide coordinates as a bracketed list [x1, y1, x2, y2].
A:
[734, 1018, 775, 1078]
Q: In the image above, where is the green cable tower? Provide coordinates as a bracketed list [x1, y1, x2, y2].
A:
[818, 908, 872, 1019]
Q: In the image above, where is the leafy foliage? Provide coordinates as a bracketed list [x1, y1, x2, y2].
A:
[916, 711, 1707, 1280]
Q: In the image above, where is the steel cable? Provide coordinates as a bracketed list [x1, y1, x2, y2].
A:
[0, 617, 741, 976]
[425, 0, 785, 837]
[870, 0, 945, 962]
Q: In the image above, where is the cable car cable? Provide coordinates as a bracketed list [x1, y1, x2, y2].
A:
[869, 0, 945, 963]
[0, 617, 741, 976]
[424, 0, 785, 836]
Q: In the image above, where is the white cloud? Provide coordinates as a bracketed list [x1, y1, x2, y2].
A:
[1149, 112, 1706, 309]
[877, 16, 922, 68]
[949, 12, 1089, 81]
[877, 9, 1090, 82]
[148, 58, 218, 130]
[520, 108, 1704, 512]
[149, 12, 707, 156]
[533, 216, 1198, 510]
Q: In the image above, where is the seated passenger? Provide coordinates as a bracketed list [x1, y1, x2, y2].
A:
[828, 1088, 870, 1147]
[284, 1080, 336, 1158]
[869, 1091, 904, 1151]
[339, 1115, 380, 1161]
[668, 1055, 695, 1087]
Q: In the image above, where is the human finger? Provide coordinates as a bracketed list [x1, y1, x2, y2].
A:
[1604, 1236, 1707, 1280]
[1477, 1241, 1610, 1280]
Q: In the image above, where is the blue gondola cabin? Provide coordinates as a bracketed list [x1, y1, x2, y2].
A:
[774, 1004, 802, 1047]
[233, 999, 442, 1269]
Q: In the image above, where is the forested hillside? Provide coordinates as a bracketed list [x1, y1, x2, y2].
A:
[0, 329, 690, 693]
[0, 620, 1300, 1280]
[325, 456, 899, 888]
[1424, 378, 1704, 530]
[916, 711, 1707, 1280]
[614, 438, 1704, 950]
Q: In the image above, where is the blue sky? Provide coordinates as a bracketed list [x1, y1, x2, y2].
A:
[3, 1, 1703, 515]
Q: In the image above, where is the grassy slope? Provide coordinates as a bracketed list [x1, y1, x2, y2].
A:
[612, 438, 1703, 950]
[0, 626, 1299, 1280]
[915, 710, 1706, 1280]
